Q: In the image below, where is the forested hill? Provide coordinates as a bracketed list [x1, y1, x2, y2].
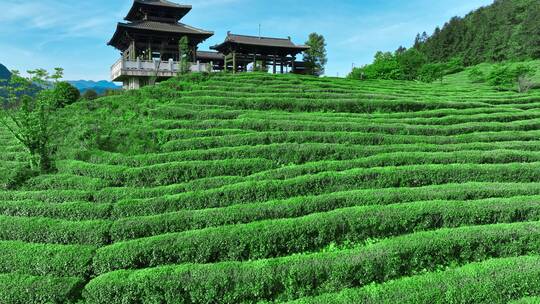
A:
[414, 0, 540, 65]
[0, 64, 10, 81]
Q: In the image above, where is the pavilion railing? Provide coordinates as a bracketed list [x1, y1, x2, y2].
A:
[111, 58, 209, 80]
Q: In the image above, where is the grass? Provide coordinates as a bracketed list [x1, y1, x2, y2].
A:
[1, 60, 540, 303]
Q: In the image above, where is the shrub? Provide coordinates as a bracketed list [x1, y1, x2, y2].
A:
[0, 273, 84, 304]
[82, 89, 98, 100]
[53, 82, 80, 108]
[110, 191, 540, 241]
[86, 222, 540, 304]
[0, 215, 111, 245]
[487, 63, 535, 92]
[418, 63, 446, 83]
[112, 163, 540, 217]
[444, 56, 465, 74]
[0, 240, 95, 277]
[3, 165, 38, 190]
[510, 297, 540, 304]
[97, 197, 540, 274]
[0, 200, 111, 221]
[468, 66, 486, 83]
[292, 256, 540, 304]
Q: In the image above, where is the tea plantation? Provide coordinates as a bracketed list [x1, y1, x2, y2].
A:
[2, 68, 540, 303]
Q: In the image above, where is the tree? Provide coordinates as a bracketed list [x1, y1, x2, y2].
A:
[468, 67, 486, 83]
[0, 69, 64, 173]
[178, 36, 191, 75]
[487, 63, 535, 92]
[82, 89, 99, 100]
[418, 63, 446, 83]
[303, 33, 327, 76]
[396, 48, 427, 80]
[444, 56, 465, 74]
[348, 51, 401, 80]
[53, 82, 80, 108]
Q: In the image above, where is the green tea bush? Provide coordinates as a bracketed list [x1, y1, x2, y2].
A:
[0, 200, 111, 221]
[110, 194, 540, 241]
[0, 215, 111, 245]
[86, 222, 540, 304]
[292, 256, 540, 304]
[97, 198, 540, 273]
[0, 240, 95, 277]
[112, 163, 540, 217]
[0, 273, 84, 304]
[510, 297, 540, 304]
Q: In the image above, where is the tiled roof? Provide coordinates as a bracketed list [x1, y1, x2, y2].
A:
[118, 21, 213, 35]
[134, 0, 191, 9]
[213, 33, 310, 50]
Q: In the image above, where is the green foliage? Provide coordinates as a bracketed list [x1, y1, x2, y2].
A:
[303, 33, 328, 76]
[0, 240, 95, 277]
[84, 222, 540, 303]
[0, 215, 110, 245]
[293, 256, 540, 303]
[2, 72, 540, 303]
[349, 48, 430, 81]
[468, 66, 486, 83]
[111, 163, 540, 217]
[418, 63, 446, 83]
[178, 36, 191, 75]
[488, 63, 535, 92]
[0, 273, 84, 304]
[81, 89, 98, 100]
[110, 189, 540, 241]
[444, 56, 465, 74]
[397, 48, 428, 80]
[4, 165, 38, 190]
[415, 0, 540, 65]
[510, 297, 540, 304]
[95, 197, 540, 274]
[0, 68, 71, 174]
[52, 82, 80, 108]
[349, 51, 401, 80]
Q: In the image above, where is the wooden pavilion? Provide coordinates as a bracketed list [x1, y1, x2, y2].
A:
[108, 0, 312, 89]
[211, 32, 310, 74]
[108, 0, 214, 89]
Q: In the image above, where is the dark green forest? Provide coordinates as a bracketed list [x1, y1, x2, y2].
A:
[350, 0, 540, 82]
[416, 0, 540, 65]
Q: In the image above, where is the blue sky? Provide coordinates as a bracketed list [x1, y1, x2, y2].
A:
[0, 0, 494, 81]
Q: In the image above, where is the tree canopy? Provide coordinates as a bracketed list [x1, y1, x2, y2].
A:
[303, 33, 327, 76]
[415, 0, 540, 65]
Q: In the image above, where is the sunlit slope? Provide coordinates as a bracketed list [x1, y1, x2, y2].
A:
[444, 60, 540, 86]
[1, 72, 540, 303]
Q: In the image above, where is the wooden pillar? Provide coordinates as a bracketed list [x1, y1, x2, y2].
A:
[129, 40, 136, 60]
[291, 56, 296, 72]
[232, 51, 237, 74]
[253, 54, 257, 71]
[224, 55, 228, 72]
[280, 57, 284, 74]
[273, 55, 277, 74]
[262, 56, 267, 71]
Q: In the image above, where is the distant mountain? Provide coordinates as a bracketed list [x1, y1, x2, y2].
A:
[0, 64, 11, 99]
[68, 80, 121, 94]
[0, 64, 10, 81]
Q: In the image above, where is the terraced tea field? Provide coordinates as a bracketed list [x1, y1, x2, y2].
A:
[2, 72, 540, 303]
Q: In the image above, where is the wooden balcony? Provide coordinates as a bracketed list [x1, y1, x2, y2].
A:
[111, 58, 210, 81]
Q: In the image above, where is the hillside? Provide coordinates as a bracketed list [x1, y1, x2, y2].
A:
[3, 72, 540, 303]
[443, 60, 540, 86]
[415, 0, 540, 65]
[0, 64, 9, 81]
